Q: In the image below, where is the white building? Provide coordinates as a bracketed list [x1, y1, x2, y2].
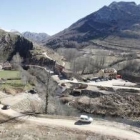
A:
[98, 68, 117, 79]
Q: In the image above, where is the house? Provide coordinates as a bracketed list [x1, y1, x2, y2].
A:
[3, 62, 12, 70]
[98, 68, 117, 79]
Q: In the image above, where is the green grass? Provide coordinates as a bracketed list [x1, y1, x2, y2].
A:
[0, 70, 33, 91]
[5, 80, 23, 86]
[0, 70, 20, 79]
[0, 80, 33, 91]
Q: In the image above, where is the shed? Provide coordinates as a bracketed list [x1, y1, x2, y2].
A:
[3, 62, 12, 70]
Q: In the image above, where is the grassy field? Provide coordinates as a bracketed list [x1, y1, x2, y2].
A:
[0, 70, 20, 79]
[0, 70, 32, 93]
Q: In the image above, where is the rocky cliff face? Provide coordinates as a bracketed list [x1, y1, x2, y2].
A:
[0, 29, 33, 61]
[46, 2, 140, 49]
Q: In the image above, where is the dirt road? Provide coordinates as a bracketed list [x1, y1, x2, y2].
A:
[0, 104, 140, 140]
[57, 77, 140, 91]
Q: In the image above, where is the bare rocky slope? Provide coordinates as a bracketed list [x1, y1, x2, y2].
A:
[0, 29, 33, 61]
[60, 88, 140, 120]
[46, 2, 140, 50]
[0, 29, 63, 67]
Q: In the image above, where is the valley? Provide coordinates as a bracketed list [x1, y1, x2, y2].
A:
[0, 1, 140, 140]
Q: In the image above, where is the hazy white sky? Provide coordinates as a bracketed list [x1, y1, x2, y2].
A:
[0, 0, 140, 35]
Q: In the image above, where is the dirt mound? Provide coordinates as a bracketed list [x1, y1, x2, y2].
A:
[61, 93, 140, 119]
[3, 87, 24, 95]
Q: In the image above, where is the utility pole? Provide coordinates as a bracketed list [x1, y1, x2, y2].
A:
[45, 68, 51, 114]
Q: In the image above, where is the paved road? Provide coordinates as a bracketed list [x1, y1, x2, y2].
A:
[0, 104, 140, 140]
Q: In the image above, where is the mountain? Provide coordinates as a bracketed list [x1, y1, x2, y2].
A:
[10, 29, 21, 35]
[0, 28, 64, 68]
[3, 29, 50, 44]
[22, 32, 50, 44]
[0, 28, 21, 35]
[46, 2, 140, 50]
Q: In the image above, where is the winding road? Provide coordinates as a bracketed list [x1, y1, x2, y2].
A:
[0, 104, 140, 140]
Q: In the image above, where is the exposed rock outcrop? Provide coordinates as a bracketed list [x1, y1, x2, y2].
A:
[0, 29, 33, 61]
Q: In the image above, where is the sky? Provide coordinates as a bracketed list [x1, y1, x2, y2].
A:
[0, 0, 140, 35]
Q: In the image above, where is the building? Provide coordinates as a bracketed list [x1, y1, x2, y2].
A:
[3, 62, 12, 70]
[98, 68, 117, 79]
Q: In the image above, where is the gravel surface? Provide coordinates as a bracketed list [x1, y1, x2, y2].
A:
[0, 105, 140, 140]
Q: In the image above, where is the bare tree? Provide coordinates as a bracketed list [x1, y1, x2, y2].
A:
[28, 65, 54, 114]
[124, 60, 139, 72]
[70, 56, 91, 74]
[88, 97, 93, 114]
[11, 53, 23, 70]
[45, 70, 51, 114]
[19, 68, 28, 87]
[89, 55, 106, 74]
[57, 48, 81, 62]
[80, 57, 91, 74]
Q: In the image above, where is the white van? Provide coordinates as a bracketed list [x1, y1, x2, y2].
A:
[80, 115, 93, 123]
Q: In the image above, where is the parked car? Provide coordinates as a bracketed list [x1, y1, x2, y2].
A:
[104, 77, 109, 81]
[79, 115, 93, 123]
[28, 89, 37, 94]
[99, 78, 104, 81]
[116, 75, 122, 79]
[1, 105, 10, 110]
[95, 79, 100, 82]
[91, 77, 99, 81]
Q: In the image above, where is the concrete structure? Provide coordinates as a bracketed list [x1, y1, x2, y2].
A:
[98, 68, 117, 79]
